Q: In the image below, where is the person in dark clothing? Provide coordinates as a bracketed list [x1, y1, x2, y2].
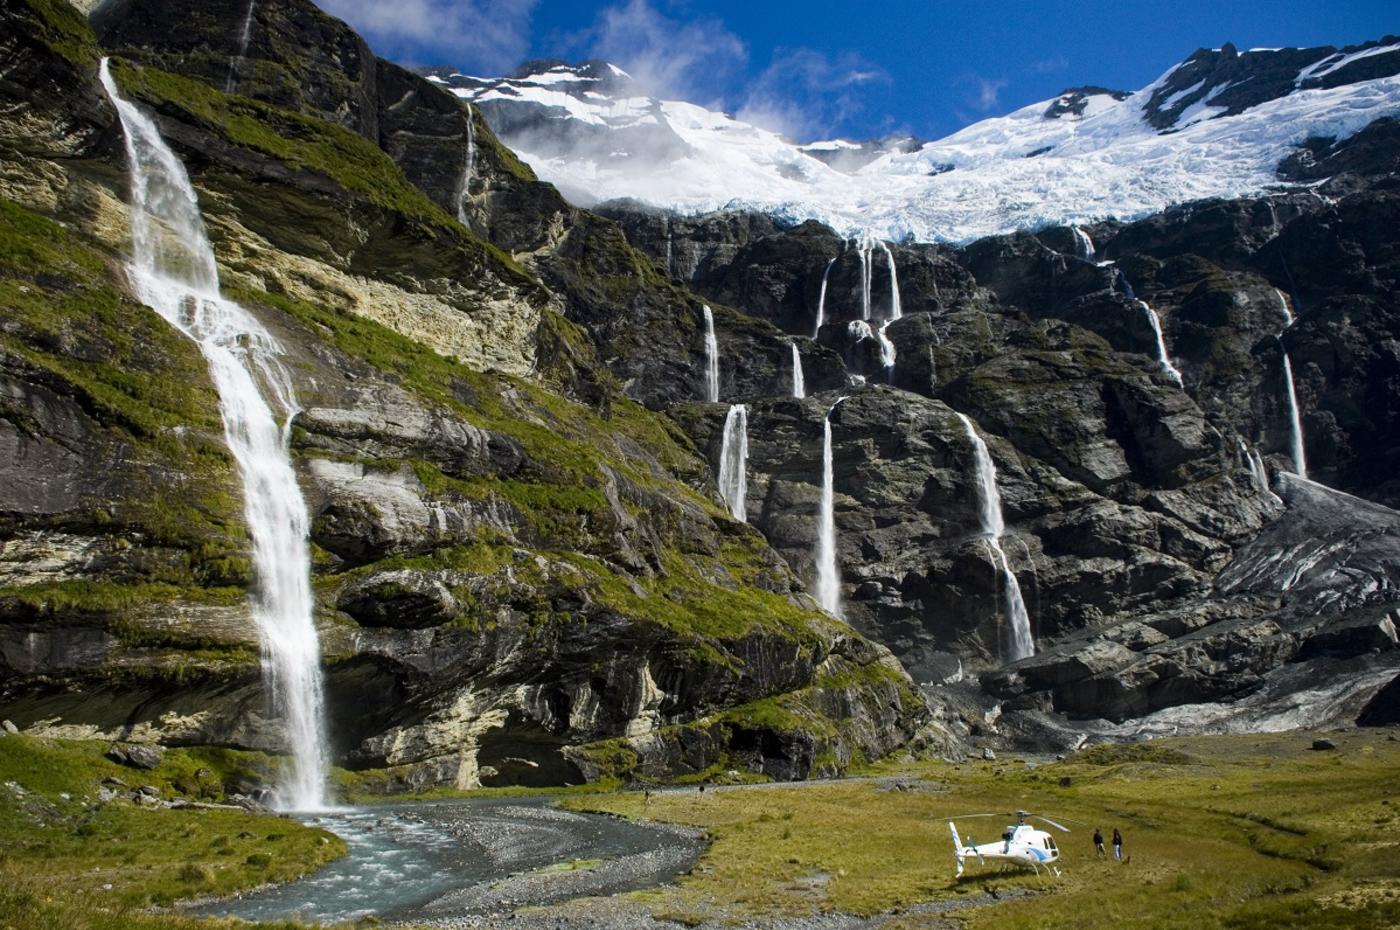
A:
[1093, 827, 1106, 858]
[1112, 827, 1123, 861]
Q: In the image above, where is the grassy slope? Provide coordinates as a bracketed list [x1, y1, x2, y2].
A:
[0, 734, 345, 930]
[567, 730, 1400, 928]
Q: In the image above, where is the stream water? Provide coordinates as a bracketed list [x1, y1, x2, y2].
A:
[198, 797, 701, 924]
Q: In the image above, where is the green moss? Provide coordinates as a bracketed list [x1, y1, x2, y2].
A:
[107, 60, 537, 288]
[0, 199, 248, 591]
[17, 0, 100, 69]
[0, 736, 345, 917]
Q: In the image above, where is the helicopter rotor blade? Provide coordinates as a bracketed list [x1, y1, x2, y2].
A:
[1032, 815, 1072, 833]
[945, 813, 1005, 820]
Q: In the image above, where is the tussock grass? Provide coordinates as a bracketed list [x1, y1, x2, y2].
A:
[567, 730, 1400, 928]
[0, 735, 345, 928]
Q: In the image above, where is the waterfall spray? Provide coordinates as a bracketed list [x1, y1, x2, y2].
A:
[717, 404, 748, 521]
[100, 59, 330, 810]
[1274, 288, 1294, 328]
[877, 241, 902, 320]
[814, 398, 846, 616]
[702, 305, 719, 403]
[1135, 299, 1183, 386]
[814, 256, 836, 337]
[857, 237, 874, 320]
[1071, 226, 1095, 261]
[456, 102, 476, 226]
[956, 413, 1034, 663]
[790, 341, 805, 399]
[224, 1, 257, 93]
[1281, 350, 1308, 478]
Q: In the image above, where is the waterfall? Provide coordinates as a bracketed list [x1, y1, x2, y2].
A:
[877, 241, 902, 319]
[814, 399, 846, 616]
[790, 341, 805, 399]
[455, 102, 476, 226]
[1274, 287, 1294, 328]
[1282, 350, 1308, 478]
[701, 305, 719, 402]
[1071, 226, 1095, 261]
[876, 321, 896, 377]
[857, 237, 874, 320]
[1135, 299, 1183, 386]
[814, 256, 836, 336]
[717, 404, 748, 521]
[224, 1, 257, 94]
[955, 413, 1034, 663]
[100, 60, 330, 811]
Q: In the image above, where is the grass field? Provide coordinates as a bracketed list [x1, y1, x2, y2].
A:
[566, 729, 1400, 929]
[0, 734, 345, 930]
[2, 729, 1397, 929]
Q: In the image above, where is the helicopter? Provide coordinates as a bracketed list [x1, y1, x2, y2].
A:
[948, 810, 1072, 876]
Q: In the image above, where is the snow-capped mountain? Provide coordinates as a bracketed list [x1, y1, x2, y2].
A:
[429, 39, 1400, 243]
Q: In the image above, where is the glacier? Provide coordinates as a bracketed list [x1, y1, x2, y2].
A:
[435, 46, 1400, 245]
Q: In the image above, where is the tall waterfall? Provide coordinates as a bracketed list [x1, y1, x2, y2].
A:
[1135, 299, 1183, 386]
[717, 404, 748, 521]
[856, 238, 874, 320]
[224, 1, 257, 93]
[790, 341, 805, 399]
[100, 60, 330, 811]
[1282, 350, 1308, 478]
[814, 256, 836, 336]
[877, 241, 902, 319]
[956, 413, 1034, 663]
[814, 399, 846, 616]
[1071, 226, 1095, 261]
[1274, 288, 1294, 328]
[455, 102, 476, 226]
[702, 305, 720, 402]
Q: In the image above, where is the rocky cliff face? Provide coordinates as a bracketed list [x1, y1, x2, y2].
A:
[2, 0, 1397, 774]
[597, 112, 1400, 744]
[0, 0, 926, 788]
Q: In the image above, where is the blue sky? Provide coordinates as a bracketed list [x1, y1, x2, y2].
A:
[317, 0, 1397, 140]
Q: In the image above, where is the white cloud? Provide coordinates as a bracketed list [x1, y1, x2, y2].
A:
[315, 0, 538, 71]
[584, 0, 748, 103]
[736, 48, 889, 139]
[956, 73, 1009, 112]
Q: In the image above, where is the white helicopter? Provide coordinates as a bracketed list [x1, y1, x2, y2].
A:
[948, 810, 1072, 876]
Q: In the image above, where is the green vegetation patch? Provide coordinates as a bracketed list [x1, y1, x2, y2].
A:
[0, 198, 248, 592]
[568, 731, 1400, 927]
[0, 734, 345, 923]
[16, 0, 101, 70]
[107, 60, 536, 289]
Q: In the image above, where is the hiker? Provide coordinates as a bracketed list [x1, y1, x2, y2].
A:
[1093, 827, 1106, 858]
[1112, 827, 1123, 862]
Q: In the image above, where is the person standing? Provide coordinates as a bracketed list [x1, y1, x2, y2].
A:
[1093, 827, 1106, 858]
[1112, 827, 1123, 862]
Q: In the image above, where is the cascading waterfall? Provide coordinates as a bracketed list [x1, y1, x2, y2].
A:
[701, 304, 720, 403]
[813, 256, 836, 336]
[717, 404, 748, 521]
[1281, 349, 1308, 478]
[876, 321, 896, 377]
[856, 237, 874, 320]
[224, 0, 257, 93]
[814, 399, 847, 616]
[790, 341, 805, 399]
[1135, 299, 1183, 386]
[455, 102, 476, 226]
[1274, 287, 1294, 328]
[100, 59, 329, 810]
[955, 413, 1034, 663]
[849, 319, 895, 375]
[1071, 225, 1095, 261]
[877, 241, 902, 320]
